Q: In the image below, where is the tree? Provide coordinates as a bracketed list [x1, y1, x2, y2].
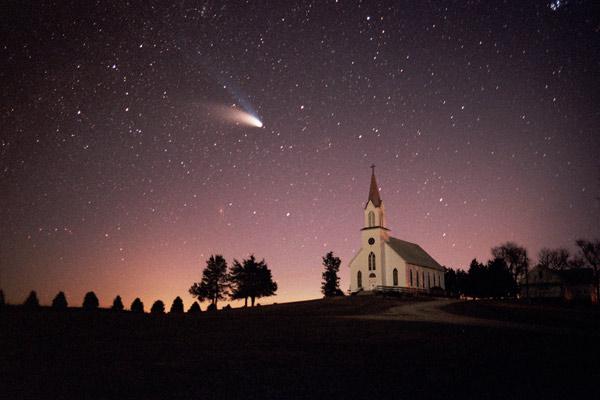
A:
[321, 251, 343, 297]
[491, 242, 530, 297]
[112, 295, 124, 311]
[229, 255, 278, 306]
[151, 300, 165, 314]
[487, 258, 516, 298]
[538, 248, 570, 270]
[82, 291, 99, 310]
[187, 301, 201, 314]
[189, 255, 230, 307]
[131, 298, 144, 313]
[51, 292, 68, 309]
[170, 296, 184, 313]
[24, 291, 40, 309]
[0, 289, 5, 307]
[576, 239, 600, 304]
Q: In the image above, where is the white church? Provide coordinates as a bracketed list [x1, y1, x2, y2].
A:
[348, 166, 445, 294]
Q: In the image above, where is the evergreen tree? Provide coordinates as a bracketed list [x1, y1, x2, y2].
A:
[112, 295, 124, 311]
[321, 251, 343, 297]
[229, 255, 277, 306]
[151, 300, 165, 314]
[170, 296, 184, 313]
[576, 239, 600, 304]
[187, 301, 201, 314]
[51, 291, 68, 309]
[24, 291, 40, 309]
[82, 291, 99, 310]
[189, 255, 230, 307]
[130, 297, 144, 313]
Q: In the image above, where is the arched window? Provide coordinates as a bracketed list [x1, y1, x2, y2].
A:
[357, 271, 362, 288]
[416, 270, 419, 287]
[368, 211, 375, 227]
[410, 270, 413, 287]
[393, 268, 398, 286]
[428, 272, 431, 288]
[368, 252, 376, 271]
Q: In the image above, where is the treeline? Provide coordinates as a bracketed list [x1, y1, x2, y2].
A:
[2, 289, 203, 314]
[445, 239, 600, 299]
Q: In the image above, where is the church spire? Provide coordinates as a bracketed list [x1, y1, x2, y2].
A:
[367, 164, 382, 207]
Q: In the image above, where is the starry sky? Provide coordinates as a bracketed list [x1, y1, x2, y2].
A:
[2, 0, 599, 308]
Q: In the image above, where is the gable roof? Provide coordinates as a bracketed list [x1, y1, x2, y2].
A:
[387, 237, 444, 271]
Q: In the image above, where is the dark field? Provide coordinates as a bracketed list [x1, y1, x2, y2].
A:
[2, 296, 599, 399]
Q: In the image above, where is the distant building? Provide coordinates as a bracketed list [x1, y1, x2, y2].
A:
[348, 166, 445, 294]
[523, 265, 597, 303]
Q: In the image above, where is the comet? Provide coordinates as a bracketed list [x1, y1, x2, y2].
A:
[206, 103, 264, 128]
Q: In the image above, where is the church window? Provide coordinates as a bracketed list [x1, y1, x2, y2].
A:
[416, 271, 419, 287]
[422, 272, 425, 288]
[368, 252, 376, 271]
[357, 271, 362, 288]
[410, 270, 413, 287]
[393, 268, 398, 286]
[368, 211, 375, 227]
[369, 273, 376, 278]
[428, 272, 431, 288]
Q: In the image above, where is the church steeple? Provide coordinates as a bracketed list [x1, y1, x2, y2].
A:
[367, 164, 382, 208]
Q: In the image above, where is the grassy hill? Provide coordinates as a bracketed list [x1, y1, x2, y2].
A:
[1, 296, 598, 399]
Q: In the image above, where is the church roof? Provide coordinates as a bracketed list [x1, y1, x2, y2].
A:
[387, 237, 444, 271]
[367, 167, 382, 208]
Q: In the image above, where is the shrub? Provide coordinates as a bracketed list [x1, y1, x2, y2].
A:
[82, 292, 99, 310]
[24, 291, 40, 309]
[131, 298, 144, 313]
[170, 296, 184, 314]
[112, 295, 124, 311]
[151, 300, 165, 314]
[52, 292, 68, 309]
[187, 301, 201, 314]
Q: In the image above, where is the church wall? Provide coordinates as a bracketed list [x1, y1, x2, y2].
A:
[384, 244, 407, 287]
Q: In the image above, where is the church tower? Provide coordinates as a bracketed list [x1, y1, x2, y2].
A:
[358, 165, 390, 290]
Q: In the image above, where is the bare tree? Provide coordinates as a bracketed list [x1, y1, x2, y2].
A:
[492, 242, 530, 297]
[537, 248, 570, 270]
[575, 239, 600, 303]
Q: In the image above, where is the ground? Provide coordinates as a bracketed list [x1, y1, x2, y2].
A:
[1, 296, 599, 399]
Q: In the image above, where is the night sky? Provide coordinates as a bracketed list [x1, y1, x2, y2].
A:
[2, 1, 599, 307]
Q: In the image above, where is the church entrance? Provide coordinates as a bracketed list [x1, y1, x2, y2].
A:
[368, 273, 376, 290]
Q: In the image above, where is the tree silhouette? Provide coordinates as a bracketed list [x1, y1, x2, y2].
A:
[187, 301, 201, 314]
[321, 251, 343, 297]
[24, 290, 40, 309]
[170, 296, 184, 314]
[576, 239, 600, 304]
[130, 298, 144, 313]
[189, 255, 230, 307]
[51, 291, 68, 309]
[229, 255, 277, 306]
[0, 289, 5, 307]
[112, 295, 124, 311]
[82, 291, 99, 310]
[538, 248, 571, 270]
[151, 300, 165, 314]
[492, 242, 530, 297]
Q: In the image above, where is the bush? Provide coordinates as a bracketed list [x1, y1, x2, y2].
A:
[24, 291, 40, 309]
[83, 292, 99, 310]
[170, 296, 184, 314]
[112, 295, 124, 311]
[206, 303, 217, 312]
[187, 301, 201, 313]
[223, 304, 232, 310]
[130, 298, 144, 313]
[151, 300, 165, 314]
[52, 292, 68, 309]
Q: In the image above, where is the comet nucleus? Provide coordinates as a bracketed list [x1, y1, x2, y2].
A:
[207, 104, 264, 128]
